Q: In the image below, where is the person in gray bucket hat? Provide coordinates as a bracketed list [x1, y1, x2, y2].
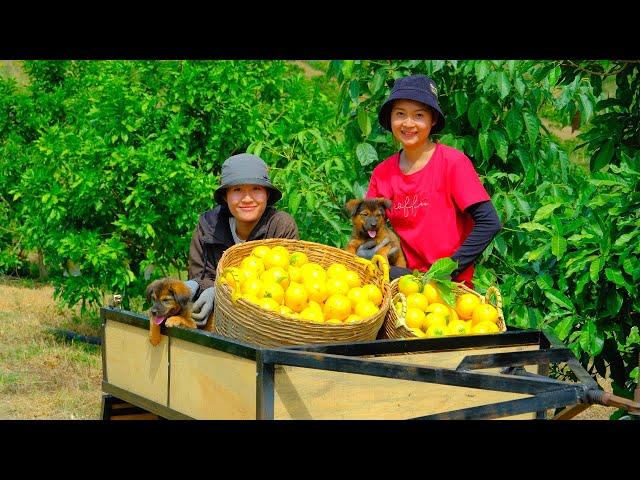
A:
[182, 153, 299, 328]
[356, 73, 502, 289]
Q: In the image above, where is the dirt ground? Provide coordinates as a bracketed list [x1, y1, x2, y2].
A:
[0, 278, 618, 420]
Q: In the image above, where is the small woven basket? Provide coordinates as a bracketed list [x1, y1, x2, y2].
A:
[214, 239, 390, 347]
[382, 278, 505, 339]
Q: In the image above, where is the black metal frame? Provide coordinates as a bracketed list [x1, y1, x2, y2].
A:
[101, 307, 601, 420]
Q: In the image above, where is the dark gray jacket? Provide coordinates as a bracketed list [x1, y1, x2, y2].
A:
[188, 205, 299, 296]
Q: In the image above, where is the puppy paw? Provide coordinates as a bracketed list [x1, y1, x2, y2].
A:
[165, 317, 180, 327]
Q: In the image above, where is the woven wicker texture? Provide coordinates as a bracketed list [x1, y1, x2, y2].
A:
[214, 239, 390, 347]
[382, 278, 505, 339]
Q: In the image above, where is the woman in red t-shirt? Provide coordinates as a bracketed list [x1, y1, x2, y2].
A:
[357, 74, 501, 288]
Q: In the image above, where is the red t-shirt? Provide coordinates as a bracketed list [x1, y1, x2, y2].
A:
[366, 143, 490, 284]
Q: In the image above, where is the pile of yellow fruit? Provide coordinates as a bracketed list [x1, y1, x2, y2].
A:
[395, 275, 501, 338]
[218, 244, 384, 324]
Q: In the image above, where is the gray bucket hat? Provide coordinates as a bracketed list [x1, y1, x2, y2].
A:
[213, 153, 283, 206]
[378, 74, 445, 134]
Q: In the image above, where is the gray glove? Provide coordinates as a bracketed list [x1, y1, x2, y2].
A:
[191, 286, 215, 326]
[184, 280, 199, 300]
[356, 237, 399, 260]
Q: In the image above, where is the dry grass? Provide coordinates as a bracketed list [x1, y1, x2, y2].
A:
[0, 278, 102, 419]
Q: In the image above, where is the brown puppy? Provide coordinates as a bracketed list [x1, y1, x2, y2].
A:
[145, 278, 196, 346]
[345, 198, 407, 267]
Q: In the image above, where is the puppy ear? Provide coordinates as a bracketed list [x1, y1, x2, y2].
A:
[146, 280, 160, 303]
[345, 199, 362, 217]
[377, 197, 392, 210]
[170, 282, 191, 310]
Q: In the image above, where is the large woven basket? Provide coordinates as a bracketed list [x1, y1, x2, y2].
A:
[214, 239, 390, 347]
[382, 278, 505, 339]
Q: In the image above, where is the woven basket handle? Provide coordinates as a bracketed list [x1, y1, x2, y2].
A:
[392, 292, 407, 328]
[484, 286, 503, 310]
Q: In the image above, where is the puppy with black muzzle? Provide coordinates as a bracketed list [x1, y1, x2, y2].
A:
[145, 278, 197, 346]
[344, 198, 407, 267]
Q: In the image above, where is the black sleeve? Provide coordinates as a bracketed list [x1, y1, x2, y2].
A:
[390, 265, 413, 280]
[450, 200, 502, 279]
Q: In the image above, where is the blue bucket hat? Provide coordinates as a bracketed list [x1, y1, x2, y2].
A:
[378, 74, 445, 134]
[213, 153, 282, 206]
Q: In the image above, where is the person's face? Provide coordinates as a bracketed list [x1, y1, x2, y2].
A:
[226, 184, 268, 225]
[390, 99, 437, 149]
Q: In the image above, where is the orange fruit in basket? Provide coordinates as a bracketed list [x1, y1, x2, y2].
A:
[471, 321, 499, 334]
[262, 281, 284, 304]
[326, 277, 350, 296]
[220, 267, 243, 290]
[284, 282, 308, 313]
[343, 270, 361, 288]
[422, 312, 447, 331]
[241, 256, 265, 276]
[404, 307, 426, 329]
[448, 307, 459, 323]
[300, 305, 325, 323]
[241, 278, 264, 298]
[409, 327, 427, 338]
[455, 293, 481, 320]
[347, 287, 367, 304]
[345, 313, 362, 324]
[398, 275, 421, 296]
[323, 294, 352, 321]
[251, 245, 271, 259]
[422, 282, 443, 304]
[264, 248, 290, 270]
[426, 323, 450, 337]
[289, 251, 309, 267]
[406, 292, 428, 312]
[288, 265, 302, 283]
[448, 319, 469, 336]
[471, 304, 499, 326]
[305, 279, 329, 303]
[300, 263, 326, 283]
[326, 263, 348, 279]
[261, 267, 290, 289]
[354, 300, 379, 319]
[425, 303, 451, 320]
[257, 297, 280, 312]
[362, 284, 383, 306]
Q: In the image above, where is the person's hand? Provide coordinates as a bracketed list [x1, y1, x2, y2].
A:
[191, 287, 215, 325]
[356, 237, 399, 261]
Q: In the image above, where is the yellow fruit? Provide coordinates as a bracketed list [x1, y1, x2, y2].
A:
[343, 270, 361, 289]
[300, 262, 326, 283]
[354, 300, 379, 319]
[471, 304, 499, 326]
[288, 265, 302, 283]
[422, 312, 447, 331]
[284, 282, 308, 313]
[262, 282, 284, 304]
[347, 287, 367, 304]
[398, 275, 421, 296]
[261, 267, 290, 289]
[240, 256, 265, 276]
[406, 292, 428, 311]
[241, 278, 264, 298]
[426, 323, 450, 337]
[304, 279, 329, 303]
[448, 307, 459, 323]
[361, 283, 383, 306]
[409, 327, 427, 338]
[326, 263, 348, 279]
[422, 282, 443, 304]
[323, 294, 352, 321]
[240, 294, 259, 305]
[307, 300, 323, 313]
[425, 303, 451, 320]
[278, 305, 294, 317]
[404, 307, 426, 329]
[456, 293, 481, 320]
[271, 245, 290, 258]
[345, 314, 362, 324]
[263, 248, 289, 270]
[299, 306, 324, 323]
[325, 277, 350, 296]
[220, 267, 243, 290]
[471, 321, 500, 334]
[289, 251, 308, 267]
[447, 319, 469, 336]
[257, 297, 280, 312]
[251, 245, 271, 259]
[326, 318, 344, 325]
